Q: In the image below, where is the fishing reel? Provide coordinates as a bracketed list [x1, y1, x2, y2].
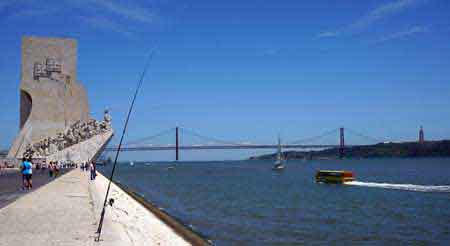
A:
[108, 198, 115, 207]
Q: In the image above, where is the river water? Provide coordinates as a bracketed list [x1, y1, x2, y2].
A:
[99, 158, 450, 245]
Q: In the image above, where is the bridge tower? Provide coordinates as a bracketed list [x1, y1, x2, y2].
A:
[419, 126, 424, 144]
[339, 127, 345, 158]
[176, 127, 179, 161]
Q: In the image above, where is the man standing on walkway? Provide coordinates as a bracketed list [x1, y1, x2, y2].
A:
[89, 161, 96, 180]
[21, 158, 33, 190]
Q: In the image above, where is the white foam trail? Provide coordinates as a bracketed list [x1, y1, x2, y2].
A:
[346, 181, 450, 193]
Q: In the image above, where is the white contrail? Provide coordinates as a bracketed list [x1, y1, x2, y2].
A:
[346, 181, 450, 193]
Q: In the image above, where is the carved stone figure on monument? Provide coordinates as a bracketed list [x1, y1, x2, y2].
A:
[34, 143, 43, 157]
[24, 144, 33, 158]
[49, 139, 57, 154]
[38, 141, 44, 155]
[86, 121, 95, 138]
[35, 140, 42, 152]
[25, 144, 31, 153]
[27, 144, 34, 155]
[85, 124, 92, 139]
[99, 122, 106, 132]
[78, 129, 84, 142]
[57, 133, 65, 150]
[94, 121, 101, 134]
[65, 129, 75, 146]
[78, 129, 86, 142]
[46, 138, 52, 155]
[82, 122, 88, 135]
[88, 119, 96, 125]
[103, 109, 112, 130]
[43, 138, 49, 156]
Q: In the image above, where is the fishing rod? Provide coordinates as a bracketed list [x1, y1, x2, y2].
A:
[95, 49, 156, 241]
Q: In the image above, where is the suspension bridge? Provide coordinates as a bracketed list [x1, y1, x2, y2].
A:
[104, 126, 394, 160]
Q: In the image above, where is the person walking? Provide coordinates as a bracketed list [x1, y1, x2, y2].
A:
[21, 158, 33, 190]
[48, 162, 53, 177]
[89, 162, 96, 180]
[20, 158, 26, 190]
[55, 162, 60, 177]
[93, 162, 97, 179]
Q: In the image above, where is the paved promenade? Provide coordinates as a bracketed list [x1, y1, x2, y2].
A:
[0, 169, 190, 246]
[0, 168, 70, 209]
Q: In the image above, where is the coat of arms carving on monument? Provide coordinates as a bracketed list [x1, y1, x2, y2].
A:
[33, 57, 71, 84]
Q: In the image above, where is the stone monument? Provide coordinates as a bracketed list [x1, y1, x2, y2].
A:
[7, 36, 111, 162]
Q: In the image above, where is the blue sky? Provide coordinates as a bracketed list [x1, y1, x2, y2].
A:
[1, 0, 450, 160]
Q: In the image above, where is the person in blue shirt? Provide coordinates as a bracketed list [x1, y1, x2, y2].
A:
[21, 158, 33, 190]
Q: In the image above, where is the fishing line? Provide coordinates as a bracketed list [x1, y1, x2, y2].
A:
[94, 4, 205, 243]
[95, 49, 156, 241]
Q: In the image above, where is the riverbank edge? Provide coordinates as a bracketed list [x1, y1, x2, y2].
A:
[98, 173, 212, 246]
[249, 140, 450, 160]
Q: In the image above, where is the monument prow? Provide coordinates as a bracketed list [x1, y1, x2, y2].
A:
[8, 36, 112, 163]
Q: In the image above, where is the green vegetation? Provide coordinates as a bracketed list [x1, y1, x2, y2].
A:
[250, 140, 450, 160]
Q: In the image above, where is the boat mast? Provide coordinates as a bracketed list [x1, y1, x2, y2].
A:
[277, 134, 282, 162]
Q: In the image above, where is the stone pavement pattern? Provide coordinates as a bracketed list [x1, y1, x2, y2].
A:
[0, 169, 97, 246]
[0, 169, 190, 246]
[91, 173, 190, 246]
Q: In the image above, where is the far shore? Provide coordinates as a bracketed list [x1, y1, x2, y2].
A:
[250, 140, 450, 160]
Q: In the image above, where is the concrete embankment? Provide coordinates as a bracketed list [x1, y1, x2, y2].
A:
[0, 169, 195, 246]
[112, 180, 212, 246]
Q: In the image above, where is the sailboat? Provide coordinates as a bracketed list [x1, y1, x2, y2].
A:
[167, 161, 177, 170]
[272, 136, 285, 171]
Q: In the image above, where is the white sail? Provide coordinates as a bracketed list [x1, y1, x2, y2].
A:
[275, 135, 283, 166]
[272, 134, 285, 170]
[277, 136, 282, 161]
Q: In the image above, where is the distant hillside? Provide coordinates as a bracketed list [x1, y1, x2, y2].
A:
[249, 140, 450, 160]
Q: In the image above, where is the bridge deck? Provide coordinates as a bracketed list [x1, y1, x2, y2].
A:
[105, 144, 350, 152]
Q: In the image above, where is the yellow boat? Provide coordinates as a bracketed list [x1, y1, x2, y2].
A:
[315, 170, 355, 184]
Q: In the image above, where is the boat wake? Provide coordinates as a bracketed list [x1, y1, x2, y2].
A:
[346, 181, 450, 193]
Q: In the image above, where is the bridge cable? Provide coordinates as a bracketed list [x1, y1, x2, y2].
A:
[288, 128, 339, 145]
[123, 127, 176, 146]
[179, 127, 245, 146]
[345, 128, 384, 144]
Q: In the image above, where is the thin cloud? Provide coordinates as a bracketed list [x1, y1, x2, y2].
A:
[316, 31, 340, 39]
[80, 16, 136, 38]
[5, 7, 58, 20]
[317, 0, 428, 39]
[262, 48, 281, 57]
[0, 1, 57, 21]
[0, 0, 158, 39]
[374, 25, 429, 44]
[86, 0, 156, 24]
